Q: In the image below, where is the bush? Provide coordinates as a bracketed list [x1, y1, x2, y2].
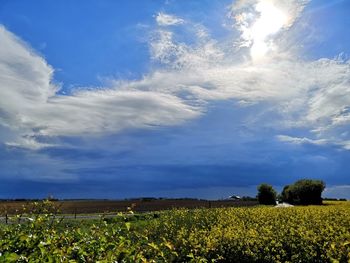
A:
[281, 179, 325, 205]
[257, 183, 277, 205]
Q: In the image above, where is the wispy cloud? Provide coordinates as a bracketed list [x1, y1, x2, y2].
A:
[276, 135, 328, 146]
[155, 12, 185, 26]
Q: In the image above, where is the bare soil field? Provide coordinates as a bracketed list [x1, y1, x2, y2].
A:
[0, 199, 258, 215]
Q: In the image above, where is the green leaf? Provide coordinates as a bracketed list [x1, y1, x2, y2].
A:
[4, 253, 20, 262]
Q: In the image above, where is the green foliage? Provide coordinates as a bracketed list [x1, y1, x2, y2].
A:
[281, 179, 326, 205]
[257, 183, 277, 205]
[1, 200, 350, 262]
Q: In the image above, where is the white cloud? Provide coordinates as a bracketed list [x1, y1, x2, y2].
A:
[146, 4, 350, 151]
[149, 27, 223, 70]
[276, 135, 328, 146]
[0, 25, 200, 149]
[277, 135, 350, 151]
[155, 12, 184, 26]
[0, 26, 57, 110]
[306, 60, 350, 126]
[30, 90, 200, 136]
[6, 137, 57, 150]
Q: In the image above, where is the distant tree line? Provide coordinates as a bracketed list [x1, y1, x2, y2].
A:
[257, 179, 326, 205]
[323, 198, 347, 201]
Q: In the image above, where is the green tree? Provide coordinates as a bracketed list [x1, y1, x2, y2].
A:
[257, 184, 277, 205]
[280, 185, 291, 202]
[281, 179, 325, 205]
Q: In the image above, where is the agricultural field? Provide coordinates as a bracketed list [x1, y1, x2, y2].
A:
[0, 201, 349, 262]
[0, 199, 257, 215]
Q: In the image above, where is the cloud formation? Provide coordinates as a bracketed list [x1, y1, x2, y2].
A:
[155, 12, 185, 26]
[276, 135, 327, 146]
[145, 1, 350, 151]
[0, 26, 200, 149]
[1, 0, 350, 155]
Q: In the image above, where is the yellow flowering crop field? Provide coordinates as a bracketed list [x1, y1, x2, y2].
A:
[1, 201, 349, 262]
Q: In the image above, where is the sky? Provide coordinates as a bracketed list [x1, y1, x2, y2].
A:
[0, 0, 350, 199]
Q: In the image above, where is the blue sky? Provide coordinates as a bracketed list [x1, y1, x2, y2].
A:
[0, 0, 350, 199]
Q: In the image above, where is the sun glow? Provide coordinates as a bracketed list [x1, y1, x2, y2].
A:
[237, 0, 289, 61]
[251, 1, 288, 60]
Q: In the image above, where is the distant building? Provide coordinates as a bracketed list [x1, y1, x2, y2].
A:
[228, 195, 241, 200]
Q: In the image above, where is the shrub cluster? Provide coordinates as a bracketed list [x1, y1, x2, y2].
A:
[257, 179, 326, 205]
[281, 179, 325, 205]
